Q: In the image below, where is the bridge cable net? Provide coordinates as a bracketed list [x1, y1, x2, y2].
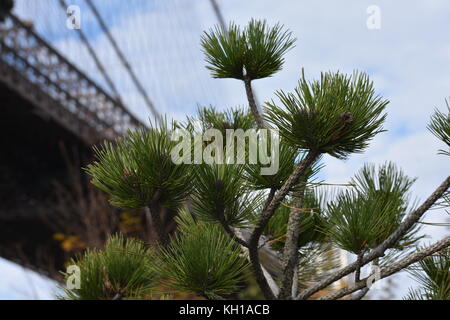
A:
[11, 0, 239, 132]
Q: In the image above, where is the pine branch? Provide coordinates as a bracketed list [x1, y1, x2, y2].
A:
[405, 247, 449, 300]
[248, 150, 319, 299]
[60, 235, 156, 300]
[348, 287, 369, 300]
[262, 188, 276, 212]
[217, 200, 249, 247]
[292, 267, 299, 297]
[319, 236, 450, 300]
[154, 210, 248, 297]
[266, 70, 388, 159]
[296, 175, 450, 300]
[427, 103, 450, 156]
[148, 190, 169, 246]
[278, 177, 308, 299]
[206, 293, 226, 300]
[352, 256, 375, 300]
[244, 77, 265, 128]
[235, 229, 281, 296]
[354, 250, 365, 283]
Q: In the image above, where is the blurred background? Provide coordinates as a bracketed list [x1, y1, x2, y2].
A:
[0, 0, 448, 299]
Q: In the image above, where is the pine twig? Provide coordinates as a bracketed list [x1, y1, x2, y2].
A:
[147, 190, 169, 246]
[278, 177, 307, 299]
[296, 175, 450, 300]
[320, 236, 450, 300]
[217, 205, 249, 248]
[243, 77, 265, 128]
[348, 287, 369, 300]
[263, 188, 276, 212]
[248, 151, 319, 300]
[258, 234, 286, 249]
[354, 250, 365, 283]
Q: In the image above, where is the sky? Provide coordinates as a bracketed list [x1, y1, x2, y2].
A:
[1, 0, 449, 299]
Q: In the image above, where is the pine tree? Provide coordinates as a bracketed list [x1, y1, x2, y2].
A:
[61, 19, 450, 300]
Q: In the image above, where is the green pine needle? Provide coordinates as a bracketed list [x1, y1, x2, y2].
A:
[60, 235, 156, 300]
[86, 121, 193, 209]
[427, 102, 450, 156]
[323, 162, 421, 254]
[192, 163, 262, 228]
[405, 248, 450, 300]
[265, 189, 327, 251]
[152, 209, 249, 298]
[266, 69, 388, 159]
[201, 19, 296, 80]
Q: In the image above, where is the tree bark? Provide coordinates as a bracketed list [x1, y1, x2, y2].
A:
[249, 151, 319, 299]
[278, 177, 307, 299]
[243, 77, 265, 129]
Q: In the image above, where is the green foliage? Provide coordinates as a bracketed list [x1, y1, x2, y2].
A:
[152, 209, 248, 298]
[266, 70, 388, 159]
[296, 244, 341, 289]
[244, 142, 298, 190]
[427, 102, 450, 156]
[323, 162, 419, 254]
[265, 190, 327, 251]
[60, 235, 156, 300]
[405, 249, 450, 300]
[185, 106, 256, 134]
[245, 149, 323, 191]
[181, 106, 257, 163]
[192, 163, 261, 228]
[201, 19, 295, 80]
[86, 121, 192, 209]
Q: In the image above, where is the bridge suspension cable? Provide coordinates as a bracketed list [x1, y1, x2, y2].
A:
[84, 0, 161, 123]
[58, 0, 122, 102]
[209, 0, 226, 31]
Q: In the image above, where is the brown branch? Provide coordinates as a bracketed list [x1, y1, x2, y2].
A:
[319, 236, 450, 300]
[248, 239, 276, 299]
[280, 202, 319, 212]
[258, 234, 286, 249]
[263, 188, 276, 212]
[147, 190, 169, 246]
[206, 293, 226, 300]
[112, 291, 124, 300]
[248, 151, 319, 300]
[243, 77, 265, 128]
[352, 254, 372, 300]
[217, 204, 249, 248]
[348, 287, 369, 300]
[278, 177, 307, 299]
[296, 175, 450, 300]
[221, 224, 249, 248]
[354, 250, 365, 283]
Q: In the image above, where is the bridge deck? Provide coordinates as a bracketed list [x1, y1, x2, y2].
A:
[0, 14, 143, 145]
